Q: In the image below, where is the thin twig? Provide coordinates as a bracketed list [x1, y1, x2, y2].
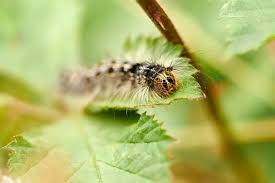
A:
[136, 0, 264, 182]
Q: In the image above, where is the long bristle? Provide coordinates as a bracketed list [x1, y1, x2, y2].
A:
[59, 58, 183, 102]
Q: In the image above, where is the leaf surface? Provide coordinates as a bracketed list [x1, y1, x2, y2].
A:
[5, 113, 172, 183]
[220, 0, 275, 55]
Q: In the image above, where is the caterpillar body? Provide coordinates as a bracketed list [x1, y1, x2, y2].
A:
[59, 37, 202, 107]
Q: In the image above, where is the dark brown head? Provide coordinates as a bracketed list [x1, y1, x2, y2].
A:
[152, 70, 179, 97]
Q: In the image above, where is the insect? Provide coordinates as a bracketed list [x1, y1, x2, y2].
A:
[59, 37, 192, 105]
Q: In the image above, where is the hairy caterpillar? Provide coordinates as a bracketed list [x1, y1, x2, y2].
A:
[59, 37, 203, 107]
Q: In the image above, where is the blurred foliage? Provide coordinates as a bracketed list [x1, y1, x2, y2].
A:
[0, 0, 79, 101]
[79, 0, 157, 64]
[0, 0, 275, 182]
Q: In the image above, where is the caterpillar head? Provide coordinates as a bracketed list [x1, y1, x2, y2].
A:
[152, 69, 179, 97]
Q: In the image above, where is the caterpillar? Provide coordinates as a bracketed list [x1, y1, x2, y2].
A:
[59, 37, 201, 107]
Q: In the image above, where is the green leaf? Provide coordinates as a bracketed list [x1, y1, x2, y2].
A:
[120, 114, 172, 143]
[3, 136, 48, 176]
[220, 0, 275, 55]
[86, 37, 204, 111]
[4, 113, 172, 183]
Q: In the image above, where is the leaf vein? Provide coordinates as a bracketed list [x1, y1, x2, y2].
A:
[98, 160, 154, 182]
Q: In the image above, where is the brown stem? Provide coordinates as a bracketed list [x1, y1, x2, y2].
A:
[136, 0, 264, 182]
[136, 0, 189, 56]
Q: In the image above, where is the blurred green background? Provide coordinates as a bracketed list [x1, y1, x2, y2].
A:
[0, 0, 275, 182]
